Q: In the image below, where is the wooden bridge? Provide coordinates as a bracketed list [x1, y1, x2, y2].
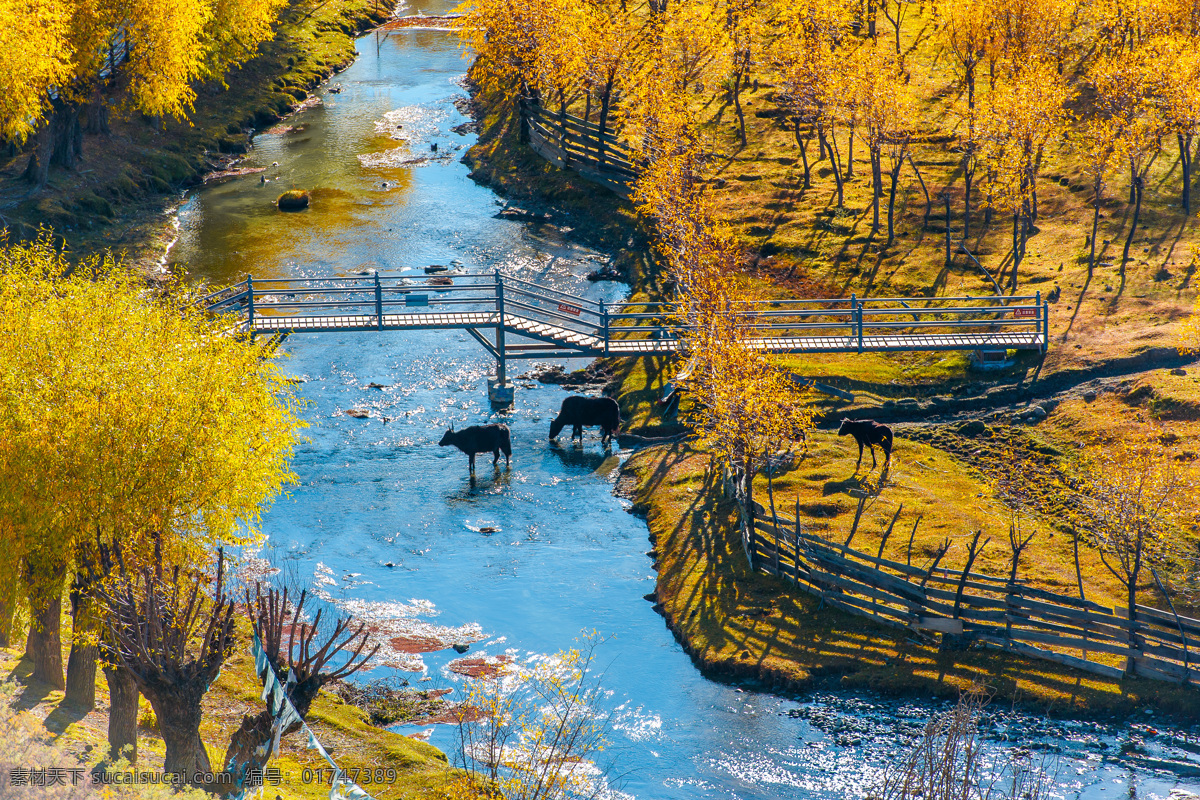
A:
[202, 272, 1049, 402]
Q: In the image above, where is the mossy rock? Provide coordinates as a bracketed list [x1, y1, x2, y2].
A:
[72, 190, 115, 219]
[32, 197, 76, 227]
[277, 189, 310, 211]
[110, 172, 142, 198]
[956, 419, 989, 438]
[151, 152, 195, 182]
[216, 134, 248, 154]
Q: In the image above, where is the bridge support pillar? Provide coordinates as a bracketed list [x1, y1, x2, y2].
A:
[488, 378, 514, 407]
[489, 270, 513, 407]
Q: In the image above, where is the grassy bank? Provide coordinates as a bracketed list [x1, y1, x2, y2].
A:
[623, 442, 1200, 721]
[464, 69, 655, 285]
[1, 617, 456, 799]
[0, 0, 394, 271]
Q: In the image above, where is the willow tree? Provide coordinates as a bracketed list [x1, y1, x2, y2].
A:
[0, 0, 73, 145]
[0, 232, 301, 729]
[15, 0, 286, 185]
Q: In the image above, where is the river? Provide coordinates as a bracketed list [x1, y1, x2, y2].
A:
[169, 8, 1200, 799]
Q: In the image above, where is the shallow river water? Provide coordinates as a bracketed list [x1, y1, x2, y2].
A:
[170, 9, 1200, 799]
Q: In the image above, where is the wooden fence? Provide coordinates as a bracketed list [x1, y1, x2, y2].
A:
[519, 99, 637, 197]
[726, 477, 1200, 688]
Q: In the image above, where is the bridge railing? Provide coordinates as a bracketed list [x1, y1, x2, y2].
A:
[501, 275, 606, 339]
[600, 294, 1047, 350]
[205, 274, 1048, 354]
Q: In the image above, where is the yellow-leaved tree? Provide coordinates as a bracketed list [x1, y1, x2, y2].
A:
[936, 0, 997, 237]
[977, 58, 1071, 291]
[15, 0, 287, 186]
[1088, 48, 1164, 270]
[848, 43, 917, 245]
[1157, 35, 1200, 213]
[0, 231, 302, 752]
[764, 0, 854, 190]
[0, 0, 74, 144]
[1073, 442, 1199, 674]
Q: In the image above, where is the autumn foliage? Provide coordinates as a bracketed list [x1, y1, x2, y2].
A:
[0, 232, 302, 692]
[0, 0, 288, 185]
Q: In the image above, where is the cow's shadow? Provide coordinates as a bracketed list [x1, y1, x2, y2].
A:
[547, 441, 610, 473]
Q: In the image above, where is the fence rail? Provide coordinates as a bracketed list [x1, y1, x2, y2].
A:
[727, 480, 1200, 687]
[520, 99, 637, 197]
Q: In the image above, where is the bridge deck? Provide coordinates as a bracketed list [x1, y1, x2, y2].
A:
[247, 312, 1044, 356]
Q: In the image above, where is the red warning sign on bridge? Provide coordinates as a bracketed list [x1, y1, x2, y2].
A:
[1013, 307, 1038, 318]
[558, 303, 582, 316]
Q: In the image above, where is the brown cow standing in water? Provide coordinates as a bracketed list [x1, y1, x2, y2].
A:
[439, 423, 512, 472]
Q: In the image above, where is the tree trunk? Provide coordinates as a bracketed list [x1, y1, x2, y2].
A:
[1180, 133, 1193, 214]
[103, 664, 139, 763]
[0, 595, 14, 648]
[218, 676, 321, 791]
[47, 98, 80, 171]
[870, 149, 882, 232]
[794, 119, 811, 189]
[1010, 212, 1022, 292]
[830, 128, 846, 206]
[846, 124, 856, 179]
[65, 641, 98, 709]
[65, 572, 97, 709]
[867, 0, 877, 37]
[144, 685, 211, 783]
[25, 567, 66, 689]
[598, 83, 614, 165]
[887, 156, 904, 246]
[817, 120, 829, 161]
[1125, 550, 1141, 676]
[1089, 178, 1102, 275]
[1122, 173, 1144, 270]
[85, 93, 110, 136]
[732, 66, 747, 146]
[23, 119, 53, 187]
[962, 158, 973, 239]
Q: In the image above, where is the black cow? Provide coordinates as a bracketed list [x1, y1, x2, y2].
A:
[439, 423, 512, 472]
[837, 418, 893, 470]
[549, 396, 620, 445]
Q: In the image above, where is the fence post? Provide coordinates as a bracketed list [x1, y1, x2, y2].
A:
[518, 96, 530, 144]
[852, 294, 864, 353]
[1034, 289, 1041, 343]
[849, 293, 857, 352]
[600, 300, 609, 355]
[375, 272, 383, 331]
[246, 275, 255, 341]
[1041, 295, 1050, 353]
